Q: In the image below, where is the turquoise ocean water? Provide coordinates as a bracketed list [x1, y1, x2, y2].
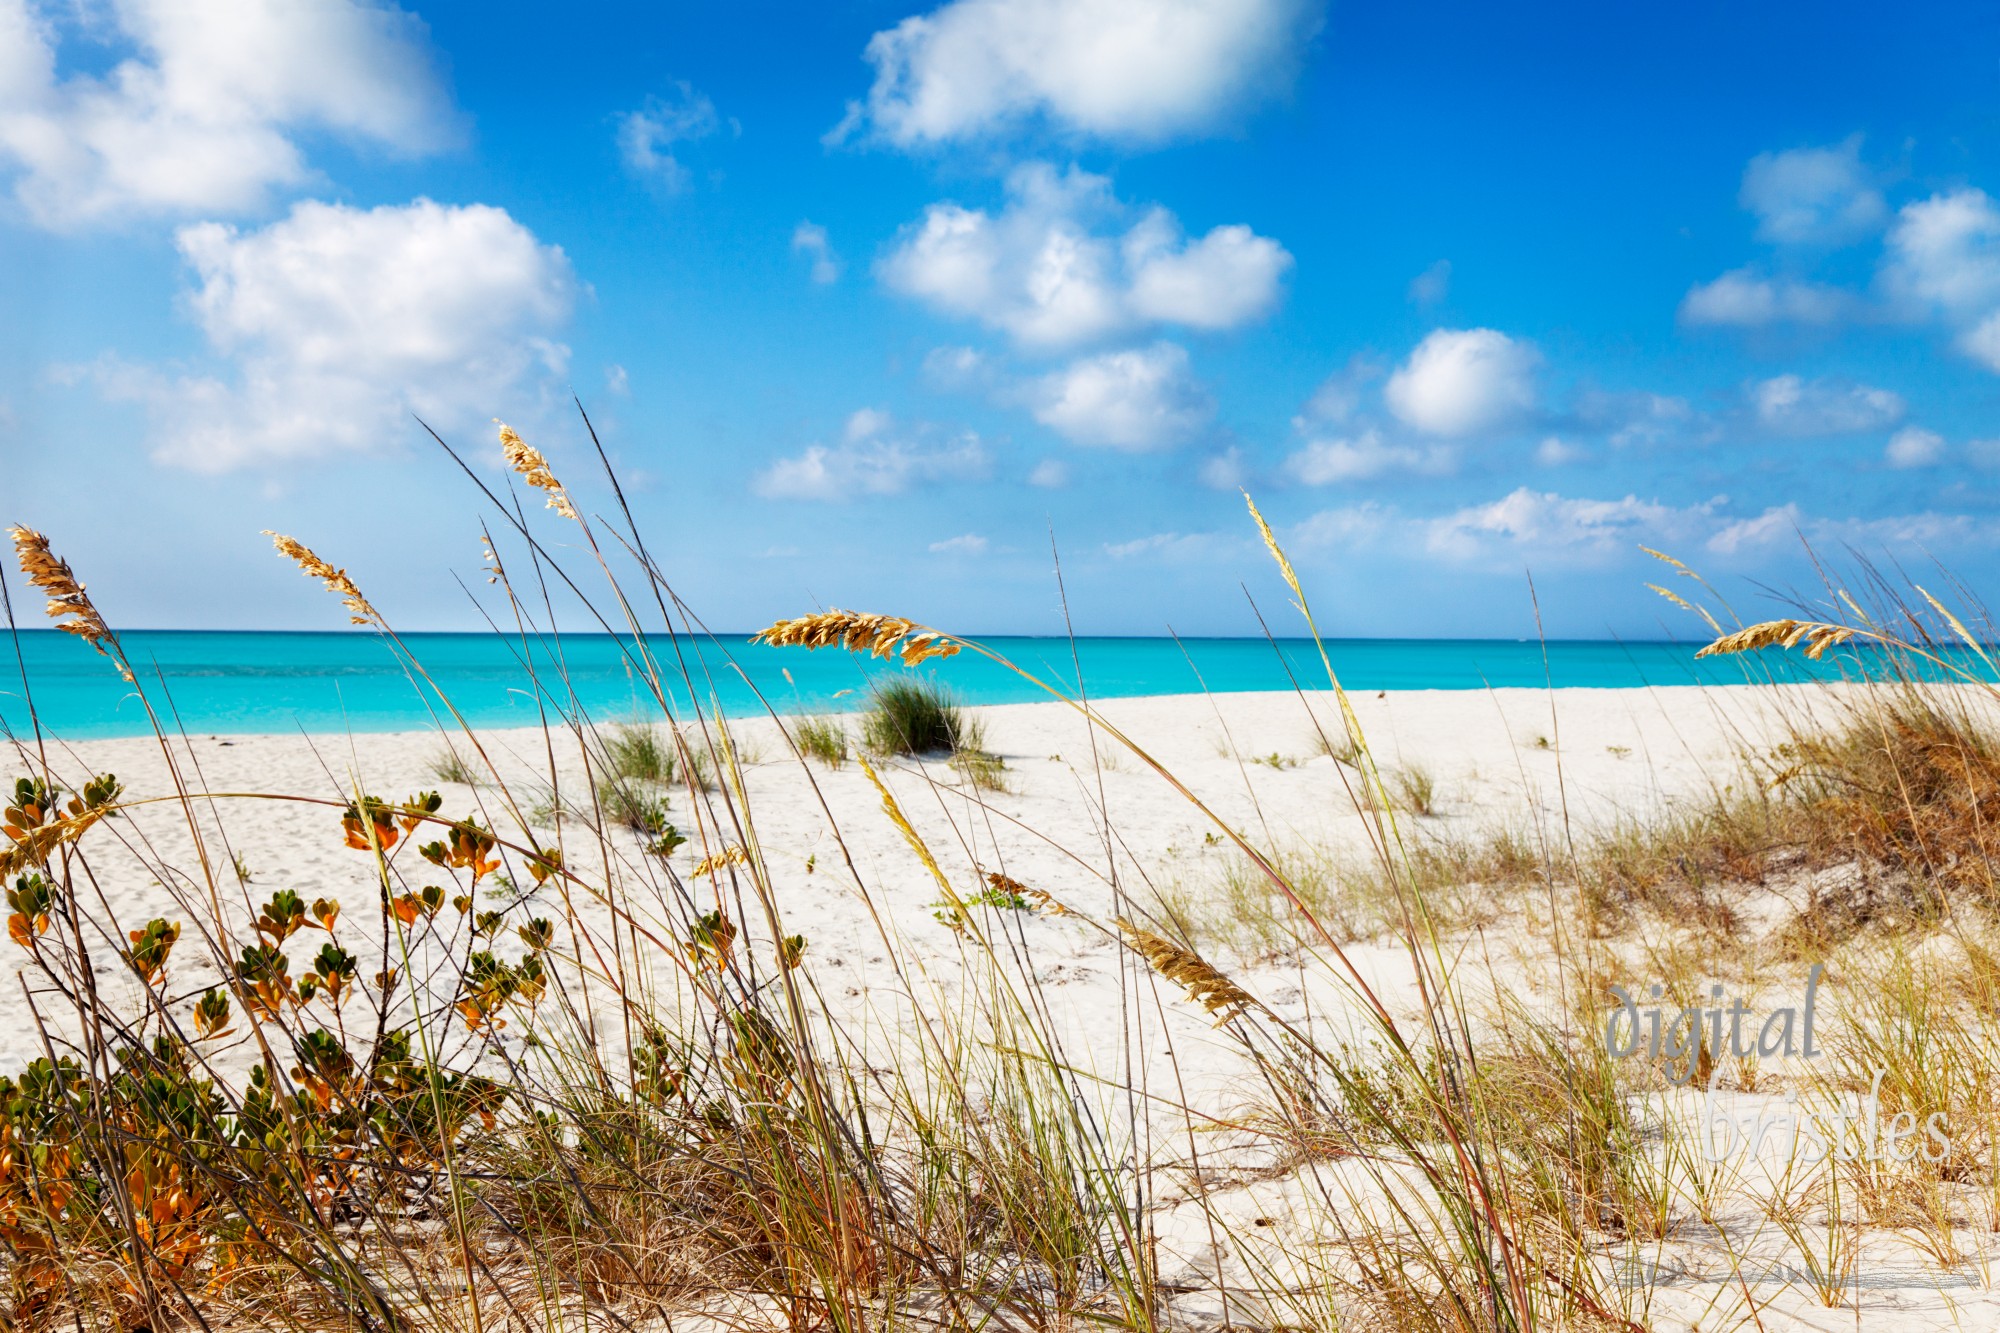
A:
[0, 629, 1837, 740]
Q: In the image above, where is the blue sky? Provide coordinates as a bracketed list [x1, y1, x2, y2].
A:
[5, 0, 2000, 639]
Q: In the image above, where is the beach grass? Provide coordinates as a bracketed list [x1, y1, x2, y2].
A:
[860, 676, 980, 756]
[5, 426, 2000, 1331]
[788, 714, 849, 767]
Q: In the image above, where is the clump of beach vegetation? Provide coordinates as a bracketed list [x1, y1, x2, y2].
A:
[4, 421, 2000, 1332]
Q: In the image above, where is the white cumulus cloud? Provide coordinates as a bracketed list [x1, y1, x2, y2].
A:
[1706, 505, 1803, 555]
[617, 81, 723, 193]
[1285, 492, 1773, 566]
[1291, 492, 1979, 565]
[1749, 374, 1904, 436]
[1882, 188, 2000, 316]
[1285, 429, 1450, 484]
[753, 409, 989, 501]
[1878, 188, 2000, 372]
[92, 198, 575, 472]
[1102, 530, 1222, 561]
[845, 0, 1322, 147]
[1679, 268, 1851, 327]
[1739, 136, 1886, 247]
[1383, 328, 1539, 437]
[1123, 210, 1292, 328]
[879, 161, 1290, 348]
[1424, 488, 1715, 561]
[0, 0, 453, 228]
[1029, 342, 1212, 450]
[928, 533, 989, 554]
[1884, 425, 1946, 469]
[1290, 491, 1992, 567]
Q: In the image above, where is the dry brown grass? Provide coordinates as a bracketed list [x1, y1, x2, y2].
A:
[14, 441, 2000, 1332]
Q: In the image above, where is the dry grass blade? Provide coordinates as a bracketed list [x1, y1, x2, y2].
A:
[8, 526, 128, 678]
[753, 610, 960, 667]
[1116, 918, 1260, 1024]
[497, 421, 578, 520]
[1697, 618, 1855, 660]
[1916, 583, 1997, 673]
[859, 757, 958, 906]
[264, 532, 378, 625]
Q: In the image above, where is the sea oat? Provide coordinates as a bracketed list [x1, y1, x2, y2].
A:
[753, 610, 960, 667]
[1006, 876, 1080, 919]
[8, 527, 128, 678]
[692, 844, 751, 878]
[0, 809, 108, 876]
[264, 533, 377, 625]
[1646, 583, 1693, 613]
[1916, 584, 1995, 670]
[1117, 918, 1260, 1024]
[1242, 492, 1304, 614]
[1697, 619, 1855, 661]
[497, 422, 578, 521]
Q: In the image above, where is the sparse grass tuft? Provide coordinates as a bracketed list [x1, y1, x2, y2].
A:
[596, 775, 672, 834]
[861, 677, 982, 756]
[603, 719, 675, 782]
[949, 747, 1009, 792]
[1314, 727, 1363, 767]
[427, 743, 481, 786]
[1392, 763, 1437, 815]
[791, 715, 849, 768]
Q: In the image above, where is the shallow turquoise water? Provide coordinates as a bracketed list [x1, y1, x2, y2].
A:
[0, 629, 1834, 739]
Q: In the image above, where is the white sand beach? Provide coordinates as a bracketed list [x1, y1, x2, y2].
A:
[15, 681, 1997, 1329]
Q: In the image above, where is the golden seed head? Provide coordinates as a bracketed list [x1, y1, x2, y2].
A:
[752, 610, 960, 667]
[991, 871, 1077, 918]
[8, 525, 127, 678]
[263, 532, 377, 626]
[1242, 491, 1305, 610]
[1116, 918, 1259, 1024]
[692, 844, 751, 878]
[1696, 619, 1855, 661]
[497, 422, 578, 521]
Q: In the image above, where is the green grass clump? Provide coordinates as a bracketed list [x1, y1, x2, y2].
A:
[791, 715, 849, 768]
[861, 678, 982, 756]
[603, 721, 674, 782]
[596, 777, 671, 834]
[599, 720, 719, 793]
